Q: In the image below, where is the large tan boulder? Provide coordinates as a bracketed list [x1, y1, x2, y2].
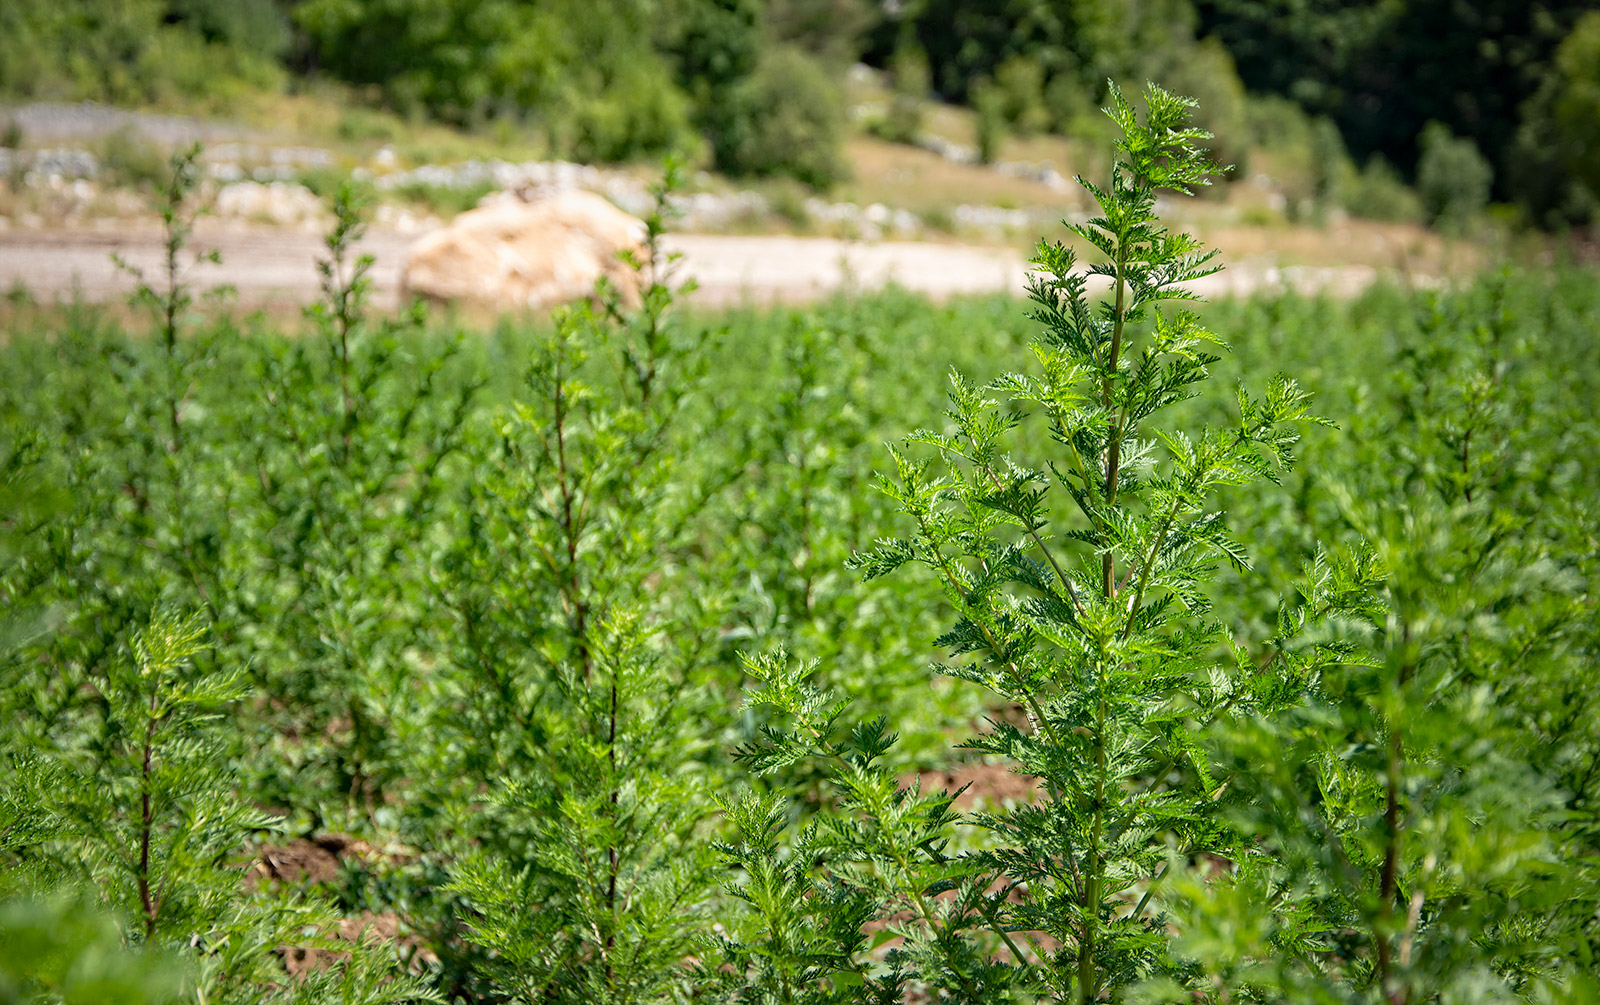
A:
[400, 189, 648, 311]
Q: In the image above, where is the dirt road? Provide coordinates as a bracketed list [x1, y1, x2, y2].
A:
[0, 221, 1390, 310]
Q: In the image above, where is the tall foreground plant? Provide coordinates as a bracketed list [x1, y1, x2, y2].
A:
[719, 83, 1352, 1002]
[433, 165, 727, 1003]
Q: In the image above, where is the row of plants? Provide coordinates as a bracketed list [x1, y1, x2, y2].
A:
[1, 89, 1596, 1003]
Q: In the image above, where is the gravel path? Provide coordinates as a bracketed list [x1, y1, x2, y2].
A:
[0, 221, 1392, 311]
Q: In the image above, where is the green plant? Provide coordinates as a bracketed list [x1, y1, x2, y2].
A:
[336, 107, 403, 144]
[430, 163, 727, 1003]
[96, 127, 171, 194]
[166, 0, 289, 58]
[1308, 116, 1349, 220]
[1416, 121, 1492, 232]
[1046, 74, 1111, 146]
[1347, 155, 1422, 224]
[994, 55, 1051, 137]
[1508, 10, 1600, 229]
[3, 76, 1599, 1005]
[974, 76, 1006, 165]
[0, 615, 440, 1005]
[1147, 276, 1600, 1003]
[875, 40, 931, 145]
[1144, 38, 1250, 177]
[0, 0, 278, 107]
[237, 176, 477, 813]
[716, 82, 1339, 1003]
[113, 144, 223, 452]
[708, 46, 846, 189]
[391, 179, 496, 218]
[22, 616, 270, 942]
[0, 892, 185, 1004]
[1546, 11, 1600, 199]
[919, 205, 956, 233]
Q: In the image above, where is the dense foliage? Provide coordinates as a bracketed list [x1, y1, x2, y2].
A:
[5, 0, 1600, 221]
[1197, 0, 1600, 223]
[2, 95, 1599, 1002]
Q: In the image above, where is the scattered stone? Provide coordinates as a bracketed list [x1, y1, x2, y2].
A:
[670, 190, 768, 230]
[215, 180, 326, 227]
[994, 159, 1071, 192]
[0, 147, 100, 182]
[917, 134, 979, 165]
[953, 204, 1037, 231]
[373, 202, 438, 234]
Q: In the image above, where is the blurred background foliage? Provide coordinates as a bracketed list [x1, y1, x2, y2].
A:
[0, 0, 1598, 223]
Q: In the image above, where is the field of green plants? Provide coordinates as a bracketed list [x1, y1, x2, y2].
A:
[2, 90, 1598, 1004]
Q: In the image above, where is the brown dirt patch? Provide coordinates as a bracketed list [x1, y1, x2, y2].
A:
[912, 760, 1040, 809]
[252, 832, 377, 887]
[251, 835, 438, 978]
[281, 909, 439, 978]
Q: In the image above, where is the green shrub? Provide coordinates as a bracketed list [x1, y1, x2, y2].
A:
[335, 107, 404, 144]
[560, 57, 695, 164]
[708, 46, 845, 189]
[299, 0, 697, 161]
[874, 40, 931, 145]
[1416, 121, 1492, 231]
[94, 127, 171, 193]
[1509, 10, 1600, 229]
[993, 54, 1051, 137]
[1045, 72, 1109, 143]
[391, 180, 496, 217]
[763, 0, 876, 67]
[0, 0, 280, 107]
[1308, 115, 1349, 215]
[973, 76, 1005, 165]
[1549, 12, 1600, 202]
[1348, 154, 1423, 223]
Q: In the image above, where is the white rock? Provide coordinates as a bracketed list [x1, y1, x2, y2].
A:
[215, 181, 325, 225]
[400, 189, 647, 311]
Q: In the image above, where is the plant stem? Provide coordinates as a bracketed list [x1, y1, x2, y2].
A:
[139, 685, 159, 939]
[1121, 489, 1186, 641]
[1077, 233, 1133, 1005]
[1376, 631, 1415, 1005]
[1101, 240, 1130, 599]
[1078, 679, 1107, 1005]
